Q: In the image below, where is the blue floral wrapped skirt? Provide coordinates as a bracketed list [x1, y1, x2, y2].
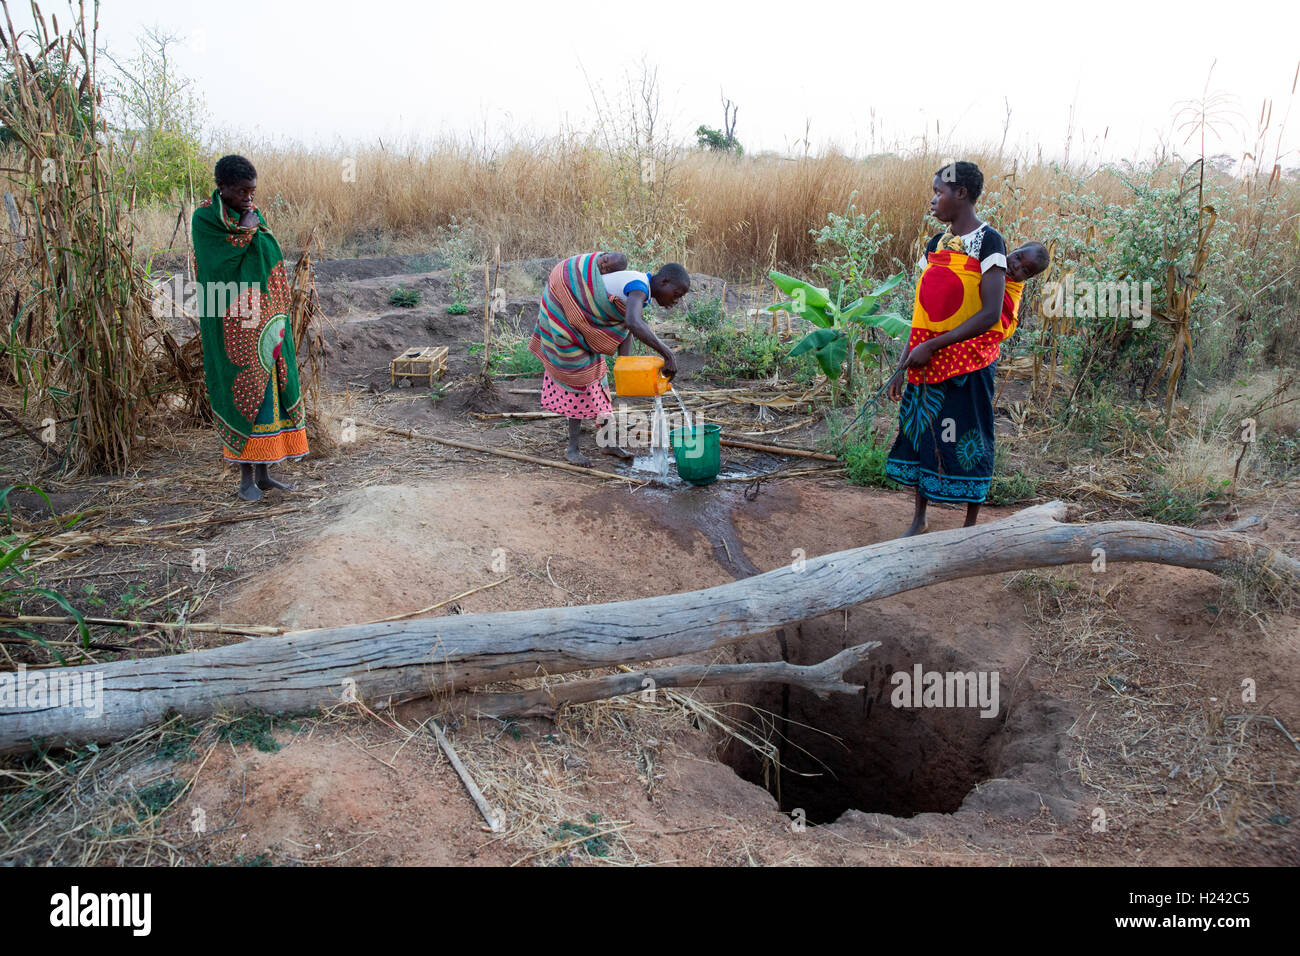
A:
[885, 364, 996, 504]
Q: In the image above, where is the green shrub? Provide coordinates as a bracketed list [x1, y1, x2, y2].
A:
[842, 434, 893, 487]
[811, 191, 897, 303]
[388, 287, 420, 308]
[123, 129, 206, 202]
[1, 484, 89, 664]
[987, 469, 1039, 505]
[436, 215, 479, 310]
[684, 295, 725, 338]
[987, 448, 1039, 505]
[498, 339, 543, 376]
[700, 328, 783, 380]
[132, 779, 185, 821]
[1139, 483, 1209, 525]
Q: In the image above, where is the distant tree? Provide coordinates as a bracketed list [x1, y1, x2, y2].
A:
[102, 27, 207, 201]
[696, 93, 742, 155]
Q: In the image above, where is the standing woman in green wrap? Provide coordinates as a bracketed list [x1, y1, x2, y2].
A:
[193, 155, 308, 501]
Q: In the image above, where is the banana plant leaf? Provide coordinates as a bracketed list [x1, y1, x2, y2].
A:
[766, 299, 833, 328]
[790, 328, 848, 379]
[846, 309, 910, 338]
[841, 272, 909, 326]
[768, 270, 832, 309]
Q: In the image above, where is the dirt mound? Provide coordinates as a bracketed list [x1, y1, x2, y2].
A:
[197, 476, 1114, 863]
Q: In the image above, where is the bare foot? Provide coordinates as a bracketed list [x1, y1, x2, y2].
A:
[901, 521, 928, 537]
[599, 445, 634, 460]
[238, 481, 264, 502]
[257, 474, 295, 491]
[565, 448, 592, 467]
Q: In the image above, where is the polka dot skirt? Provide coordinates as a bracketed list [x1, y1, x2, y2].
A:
[541, 373, 613, 420]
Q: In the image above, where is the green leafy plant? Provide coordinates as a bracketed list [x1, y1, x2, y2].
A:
[388, 287, 421, 308]
[216, 711, 299, 753]
[684, 295, 726, 341]
[548, 815, 612, 859]
[771, 271, 909, 391]
[713, 329, 783, 380]
[811, 192, 895, 302]
[841, 433, 893, 487]
[987, 469, 1039, 506]
[116, 582, 148, 615]
[1139, 482, 1212, 525]
[131, 779, 185, 821]
[435, 215, 479, 314]
[497, 339, 543, 376]
[154, 719, 201, 762]
[1, 485, 89, 664]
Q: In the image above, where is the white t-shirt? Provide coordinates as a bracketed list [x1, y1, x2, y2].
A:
[916, 224, 1008, 273]
[603, 270, 651, 303]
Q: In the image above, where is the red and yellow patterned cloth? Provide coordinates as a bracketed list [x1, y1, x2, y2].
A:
[905, 248, 1025, 385]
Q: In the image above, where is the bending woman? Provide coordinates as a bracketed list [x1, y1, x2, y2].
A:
[193, 154, 308, 501]
[529, 252, 688, 465]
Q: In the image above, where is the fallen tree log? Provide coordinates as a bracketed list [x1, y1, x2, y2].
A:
[1, 502, 1295, 755]
[447, 641, 882, 719]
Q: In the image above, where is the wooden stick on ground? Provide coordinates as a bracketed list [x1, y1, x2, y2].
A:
[0, 615, 281, 637]
[720, 438, 839, 461]
[349, 418, 644, 485]
[471, 411, 558, 420]
[448, 641, 881, 718]
[427, 718, 502, 832]
[361, 576, 514, 625]
[0, 406, 49, 448]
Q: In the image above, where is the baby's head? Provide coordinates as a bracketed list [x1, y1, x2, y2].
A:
[1006, 241, 1049, 283]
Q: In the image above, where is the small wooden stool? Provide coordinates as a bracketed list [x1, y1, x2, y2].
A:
[390, 346, 448, 388]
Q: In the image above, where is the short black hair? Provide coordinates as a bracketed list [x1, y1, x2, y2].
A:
[215, 154, 257, 186]
[935, 160, 984, 203]
[654, 262, 690, 289]
[1020, 241, 1049, 271]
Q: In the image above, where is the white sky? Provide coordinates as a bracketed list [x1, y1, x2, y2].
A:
[48, 0, 1300, 165]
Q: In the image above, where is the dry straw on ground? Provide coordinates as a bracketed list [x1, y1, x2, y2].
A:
[1008, 567, 1297, 842]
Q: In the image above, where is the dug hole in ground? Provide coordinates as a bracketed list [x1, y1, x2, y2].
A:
[7, 254, 1295, 867]
[182, 467, 1290, 866]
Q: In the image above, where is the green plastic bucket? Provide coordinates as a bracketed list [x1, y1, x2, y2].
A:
[670, 424, 722, 486]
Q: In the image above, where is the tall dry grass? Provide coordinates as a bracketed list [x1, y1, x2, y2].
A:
[0, 1, 169, 474]
[131, 140, 1129, 275]
[134, 139, 1295, 286]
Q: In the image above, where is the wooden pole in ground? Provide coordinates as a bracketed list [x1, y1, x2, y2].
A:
[480, 260, 493, 380]
[2, 503, 1296, 756]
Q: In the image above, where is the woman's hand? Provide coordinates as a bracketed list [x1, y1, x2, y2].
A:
[661, 350, 678, 381]
[903, 339, 939, 370]
[238, 208, 259, 230]
[887, 368, 906, 402]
